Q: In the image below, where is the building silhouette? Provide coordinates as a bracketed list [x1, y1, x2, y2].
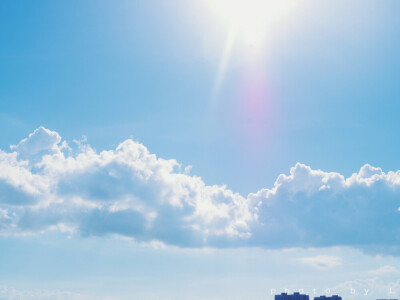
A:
[275, 292, 309, 300]
[275, 293, 343, 300]
[315, 295, 342, 300]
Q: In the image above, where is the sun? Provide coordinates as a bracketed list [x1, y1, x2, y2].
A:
[207, 0, 297, 49]
[206, 0, 298, 105]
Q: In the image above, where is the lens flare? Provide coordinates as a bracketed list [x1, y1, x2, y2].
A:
[206, 0, 293, 150]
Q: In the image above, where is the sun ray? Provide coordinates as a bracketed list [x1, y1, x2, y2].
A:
[211, 29, 236, 105]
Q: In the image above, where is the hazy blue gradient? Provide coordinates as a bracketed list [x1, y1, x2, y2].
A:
[1, 1, 400, 299]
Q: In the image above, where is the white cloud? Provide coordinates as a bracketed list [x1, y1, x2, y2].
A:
[367, 265, 400, 276]
[0, 286, 122, 300]
[10, 127, 64, 164]
[298, 255, 342, 269]
[0, 286, 92, 300]
[332, 277, 400, 299]
[1, 127, 400, 252]
[248, 163, 400, 252]
[0, 127, 254, 246]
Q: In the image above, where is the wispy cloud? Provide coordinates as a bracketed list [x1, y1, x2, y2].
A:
[298, 255, 342, 270]
[0, 285, 93, 300]
[367, 265, 400, 276]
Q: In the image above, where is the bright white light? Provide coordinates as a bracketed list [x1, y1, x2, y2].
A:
[207, 0, 297, 49]
[207, 0, 298, 104]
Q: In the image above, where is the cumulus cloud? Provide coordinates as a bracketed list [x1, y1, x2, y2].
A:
[0, 127, 254, 246]
[0, 127, 400, 252]
[248, 163, 400, 251]
[10, 127, 65, 164]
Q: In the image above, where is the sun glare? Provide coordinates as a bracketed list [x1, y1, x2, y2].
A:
[207, 0, 298, 105]
[207, 0, 297, 49]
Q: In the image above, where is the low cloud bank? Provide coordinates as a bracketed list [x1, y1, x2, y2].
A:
[0, 127, 399, 253]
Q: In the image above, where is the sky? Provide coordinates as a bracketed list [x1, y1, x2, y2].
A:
[1, 1, 400, 299]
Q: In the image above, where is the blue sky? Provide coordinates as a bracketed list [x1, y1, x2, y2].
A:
[1, 1, 400, 299]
